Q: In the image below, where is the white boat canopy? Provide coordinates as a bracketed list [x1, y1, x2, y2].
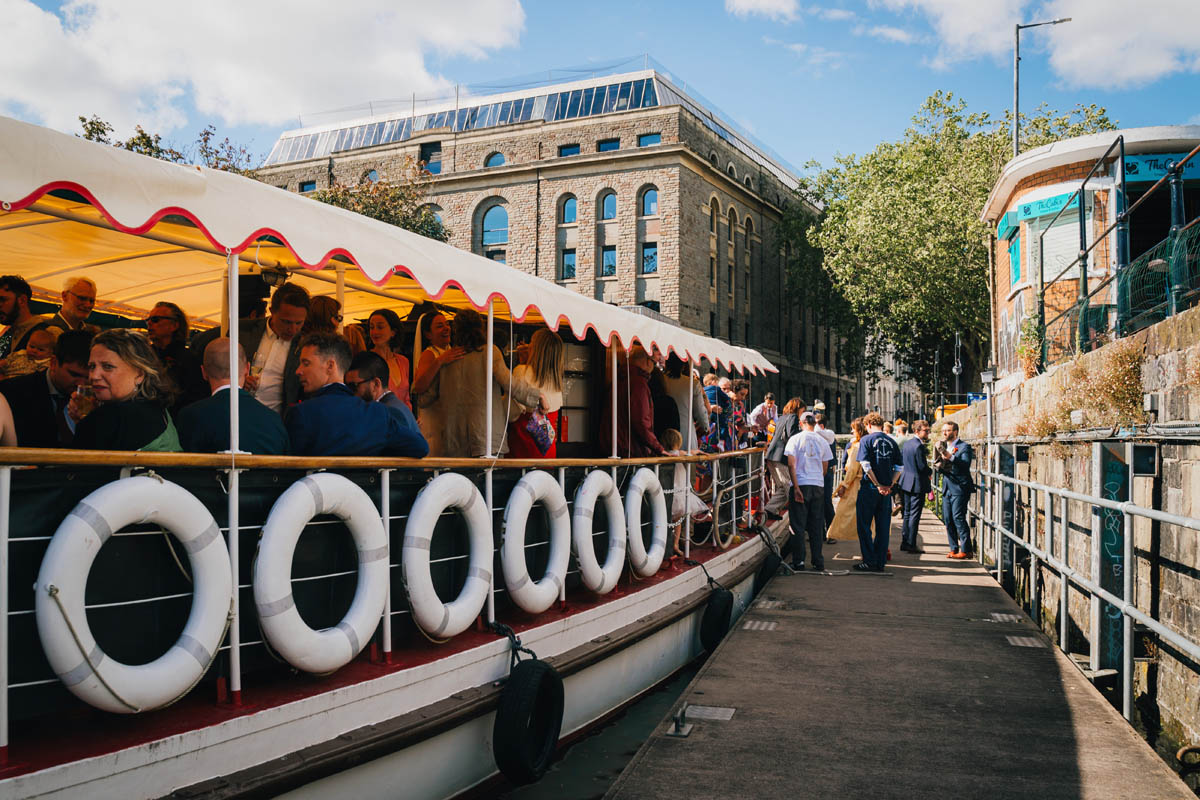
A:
[0, 116, 775, 375]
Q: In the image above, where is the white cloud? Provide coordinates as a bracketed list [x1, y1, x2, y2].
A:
[859, 24, 918, 44]
[1042, 0, 1200, 88]
[762, 35, 848, 71]
[726, 0, 799, 21]
[807, 6, 857, 21]
[874, 0, 1200, 87]
[0, 0, 525, 137]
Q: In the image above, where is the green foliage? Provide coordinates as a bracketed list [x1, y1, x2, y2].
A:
[77, 115, 256, 176]
[801, 92, 1114, 393]
[78, 114, 185, 163]
[311, 157, 450, 243]
[1016, 315, 1042, 363]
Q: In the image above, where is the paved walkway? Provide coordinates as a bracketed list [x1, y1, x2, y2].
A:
[606, 508, 1192, 800]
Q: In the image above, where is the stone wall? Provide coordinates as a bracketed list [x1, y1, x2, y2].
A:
[948, 304, 1200, 786]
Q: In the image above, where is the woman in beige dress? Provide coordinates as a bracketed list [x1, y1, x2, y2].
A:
[827, 417, 867, 541]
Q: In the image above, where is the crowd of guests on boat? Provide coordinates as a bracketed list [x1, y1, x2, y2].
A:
[0, 275, 776, 470]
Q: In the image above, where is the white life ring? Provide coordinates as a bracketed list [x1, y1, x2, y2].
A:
[403, 472, 492, 639]
[254, 473, 388, 674]
[34, 477, 232, 714]
[572, 470, 626, 594]
[625, 467, 668, 578]
[501, 470, 571, 614]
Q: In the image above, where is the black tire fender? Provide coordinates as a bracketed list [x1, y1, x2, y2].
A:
[699, 587, 734, 653]
[493, 658, 565, 785]
[755, 552, 782, 595]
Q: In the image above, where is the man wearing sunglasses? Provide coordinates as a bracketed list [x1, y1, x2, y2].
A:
[46, 276, 100, 336]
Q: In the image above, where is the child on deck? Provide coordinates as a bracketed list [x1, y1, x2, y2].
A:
[1, 327, 55, 378]
[662, 428, 710, 556]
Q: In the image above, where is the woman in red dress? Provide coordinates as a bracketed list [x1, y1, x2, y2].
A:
[506, 329, 564, 458]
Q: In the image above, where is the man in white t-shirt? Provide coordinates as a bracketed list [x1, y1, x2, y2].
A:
[814, 413, 838, 540]
[784, 412, 834, 571]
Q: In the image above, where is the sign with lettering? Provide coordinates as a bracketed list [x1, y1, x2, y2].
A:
[997, 211, 1017, 240]
[1016, 191, 1082, 221]
[1123, 153, 1199, 183]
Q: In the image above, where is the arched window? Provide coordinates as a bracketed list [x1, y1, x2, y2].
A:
[482, 205, 508, 246]
[485, 152, 506, 168]
[727, 163, 736, 179]
[744, 217, 753, 259]
[709, 198, 719, 233]
[640, 186, 658, 217]
[709, 152, 719, 168]
[560, 194, 577, 224]
[422, 204, 444, 224]
[599, 191, 617, 221]
[744, 176, 753, 189]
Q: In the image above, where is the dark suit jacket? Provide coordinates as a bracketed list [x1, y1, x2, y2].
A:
[285, 383, 428, 457]
[240, 318, 303, 411]
[176, 387, 290, 454]
[0, 369, 69, 448]
[765, 413, 800, 463]
[898, 436, 932, 494]
[937, 440, 976, 496]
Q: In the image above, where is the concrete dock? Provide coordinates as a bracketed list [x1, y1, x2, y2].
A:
[605, 509, 1192, 800]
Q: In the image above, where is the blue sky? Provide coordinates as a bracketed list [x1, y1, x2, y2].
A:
[3, 0, 1198, 176]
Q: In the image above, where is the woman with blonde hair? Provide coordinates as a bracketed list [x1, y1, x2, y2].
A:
[826, 416, 867, 542]
[67, 328, 181, 451]
[506, 329, 564, 458]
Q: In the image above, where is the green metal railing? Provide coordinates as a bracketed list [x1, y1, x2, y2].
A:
[1036, 139, 1200, 366]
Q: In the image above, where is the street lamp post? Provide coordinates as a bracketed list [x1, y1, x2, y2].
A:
[1014, 17, 1072, 158]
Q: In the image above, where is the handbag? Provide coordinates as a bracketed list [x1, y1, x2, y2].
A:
[524, 409, 557, 454]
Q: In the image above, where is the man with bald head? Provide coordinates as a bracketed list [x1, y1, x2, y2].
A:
[176, 337, 289, 454]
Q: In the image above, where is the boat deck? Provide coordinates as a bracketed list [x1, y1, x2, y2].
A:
[605, 508, 1191, 800]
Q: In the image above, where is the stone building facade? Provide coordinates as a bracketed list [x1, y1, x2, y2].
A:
[945, 303, 1200, 790]
[257, 67, 863, 428]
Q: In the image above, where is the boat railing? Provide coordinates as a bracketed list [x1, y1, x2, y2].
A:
[0, 447, 766, 760]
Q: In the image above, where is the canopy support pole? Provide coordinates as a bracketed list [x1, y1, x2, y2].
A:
[379, 468, 393, 662]
[335, 265, 346, 332]
[685, 366, 694, 560]
[485, 300, 496, 625]
[225, 249, 242, 706]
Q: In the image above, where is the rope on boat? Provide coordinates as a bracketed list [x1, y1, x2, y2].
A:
[489, 621, 537, 671]
[46, 584, 141, 713]
[47, 583, 235, 713]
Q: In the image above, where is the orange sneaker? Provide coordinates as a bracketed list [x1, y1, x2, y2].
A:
[949, 552, 968, 559]
[946, 551, 959, 559]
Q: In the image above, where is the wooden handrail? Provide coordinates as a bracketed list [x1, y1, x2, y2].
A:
[0, 446, 764, 470]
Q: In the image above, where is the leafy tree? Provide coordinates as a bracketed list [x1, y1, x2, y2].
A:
[804, 92, 1114, 394]
[78, 115, 185, 163]
[76, 116, 445, 241]
[311, 158, 450, 243]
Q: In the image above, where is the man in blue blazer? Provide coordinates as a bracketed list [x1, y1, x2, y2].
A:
[177, 338, 289, 455]
[896, 420, 932, 553]
[933, 420, 975, 558]
[287, 333, 428, 458]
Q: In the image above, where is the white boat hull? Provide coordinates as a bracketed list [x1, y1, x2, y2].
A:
[2, 530, 772, 800]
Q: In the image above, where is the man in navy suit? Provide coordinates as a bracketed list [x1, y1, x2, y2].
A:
[0, 329, 91, 447]
[897, 420, 932, 553]
[934, 420, 975, 559]
[286, 333, 428, 458]
[177, 338, 290, 454]
[854, 412, 902, 572]
[345, 350, 423, 436]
